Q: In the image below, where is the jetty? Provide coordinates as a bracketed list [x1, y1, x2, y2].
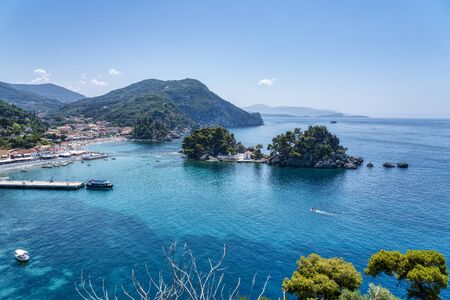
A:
[0, 180, 85, 190]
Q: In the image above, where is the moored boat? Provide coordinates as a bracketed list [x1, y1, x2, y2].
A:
[15, 249, 30, 262]
[86, 179, 113, 189]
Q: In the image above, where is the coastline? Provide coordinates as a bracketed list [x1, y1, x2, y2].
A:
[0, 136, 127, 174]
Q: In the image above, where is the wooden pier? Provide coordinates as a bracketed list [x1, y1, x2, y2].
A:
[0, 180, 85, 190]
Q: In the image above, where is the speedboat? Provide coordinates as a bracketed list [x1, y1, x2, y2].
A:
[15, 249, 30, 262]
[86, 179, 113, 189]
[310, 208, 318, 212]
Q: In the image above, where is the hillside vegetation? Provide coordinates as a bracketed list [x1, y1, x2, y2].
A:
[181, 127, 236, 159]
[62, 78, 263, 128]
[0, 100, 47, 149]
[268, 126, 363, 168]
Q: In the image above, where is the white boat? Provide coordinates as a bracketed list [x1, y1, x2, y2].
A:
[15, 249, 30, 262]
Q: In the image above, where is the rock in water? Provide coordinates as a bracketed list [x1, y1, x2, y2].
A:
[383, 162, 395, 168]
[397, 162, 409, 168]
[344, 162, 357, 169]
[366, 162, 374, 168]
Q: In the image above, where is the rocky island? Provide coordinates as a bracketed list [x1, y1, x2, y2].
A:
[267, 126, 363, 169]
[182, 125, 363, 169]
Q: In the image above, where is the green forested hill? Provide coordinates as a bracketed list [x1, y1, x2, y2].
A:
[0, 100, 47, 149]
[62, 78, 263, 127]
[103, 94, 195, 140]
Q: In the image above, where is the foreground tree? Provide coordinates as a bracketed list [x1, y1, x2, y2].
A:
[282, 253, 363, 300]
[365, 250, 448, 300]
[182, 127, 237, 160]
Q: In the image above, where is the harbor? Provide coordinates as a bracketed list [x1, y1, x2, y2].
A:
[0, 179, 85, 190]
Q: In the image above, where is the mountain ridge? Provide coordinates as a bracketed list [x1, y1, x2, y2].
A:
[243, 104, 337, 117]
[0, 82, 63, 114]
[244, 104, 369, 118]
[63, 78, 264, 127]
[10, 83, 85, 103]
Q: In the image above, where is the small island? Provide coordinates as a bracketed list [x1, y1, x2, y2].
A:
[267, 126, 363, 169]
[181, 125, 363, 169]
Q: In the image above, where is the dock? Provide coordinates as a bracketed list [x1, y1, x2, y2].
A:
[236, 159, 267, 164]
[0, 180, 85, 190]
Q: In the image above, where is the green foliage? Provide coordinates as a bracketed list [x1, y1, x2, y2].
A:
[182, 127, 236, 159]
[117, 94, 195, 141]
[61, 78, 263, 128]
[364, 283, 400, 300]
[365, 250, 448, 299]
[339, 289, 363, 300]
[133, 118, 170, 141]
[253, 144, 264, 159]
[339, 284, 399, 300]
[282, 253, 363, 300]
[268, 126, 346, 167]
[0, 100, 47, 149]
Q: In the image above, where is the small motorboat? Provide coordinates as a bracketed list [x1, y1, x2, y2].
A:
[15, 249, 30, 262]
[86, 179, 113, 189]
[310, 208, 319, 212]
[330, 120, 337, 124]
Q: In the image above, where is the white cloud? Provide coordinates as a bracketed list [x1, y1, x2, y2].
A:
[30, 68, 51, 83]
[258, 78, 276, 87]
[108, 68, 121, 76]
[81, 73, 87, 79]
[90, 78, 108, 86]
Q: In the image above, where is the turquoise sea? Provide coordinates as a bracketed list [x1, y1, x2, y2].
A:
[1, 117, 450, 299]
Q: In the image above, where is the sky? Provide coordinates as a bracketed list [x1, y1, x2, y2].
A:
[0, 0, 450, 117]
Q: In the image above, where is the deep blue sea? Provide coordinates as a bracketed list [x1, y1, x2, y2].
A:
[1, 117, 450, 299]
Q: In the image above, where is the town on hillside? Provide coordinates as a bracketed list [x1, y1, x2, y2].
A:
[0, 116, 132, 167]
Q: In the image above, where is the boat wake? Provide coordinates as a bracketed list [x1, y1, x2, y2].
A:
[310, 208, 334, 216]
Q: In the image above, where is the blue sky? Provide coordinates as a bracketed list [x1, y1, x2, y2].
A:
[1, 0, 449, 117]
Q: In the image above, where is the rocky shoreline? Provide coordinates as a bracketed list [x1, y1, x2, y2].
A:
[268, 151, 364, 169]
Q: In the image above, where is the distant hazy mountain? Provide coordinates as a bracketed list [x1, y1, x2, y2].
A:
[10, 83, 85, 103]
[243, 104, 337, 117]
[63, 78, 263, 127]
[243, 104, 368, 118]
[0, 82, 63, 113]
